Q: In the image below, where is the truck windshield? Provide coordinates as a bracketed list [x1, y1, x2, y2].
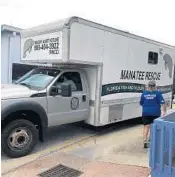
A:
[15, 68, 60, 90]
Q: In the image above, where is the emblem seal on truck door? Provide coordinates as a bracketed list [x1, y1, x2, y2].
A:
[71, 97, 79, 110]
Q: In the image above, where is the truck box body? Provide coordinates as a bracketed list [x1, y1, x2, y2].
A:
[20, 17, 175, 126]
[2, 16, 175, 158]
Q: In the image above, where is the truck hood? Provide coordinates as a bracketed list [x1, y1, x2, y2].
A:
[1, 84, 38, 100]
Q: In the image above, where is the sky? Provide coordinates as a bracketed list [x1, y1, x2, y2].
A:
[0, 0, 175, 46]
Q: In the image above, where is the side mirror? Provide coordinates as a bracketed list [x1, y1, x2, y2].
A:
[50, 86, 59, 96]
[61, 83, 72, 97]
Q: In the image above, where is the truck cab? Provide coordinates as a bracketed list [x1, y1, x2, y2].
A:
[1, 67, 90, 157]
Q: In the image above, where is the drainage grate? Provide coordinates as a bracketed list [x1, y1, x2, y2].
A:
[38, 164, 83, 177]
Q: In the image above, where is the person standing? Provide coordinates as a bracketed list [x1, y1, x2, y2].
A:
[140, 81, 166, 148]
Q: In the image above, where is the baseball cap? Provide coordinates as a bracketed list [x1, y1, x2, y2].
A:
[148, 80, 156, 87]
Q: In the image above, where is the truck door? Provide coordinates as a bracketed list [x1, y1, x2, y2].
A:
[47, 71, 89, 126]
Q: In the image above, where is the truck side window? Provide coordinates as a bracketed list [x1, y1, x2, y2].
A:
[54, 72, 83, 92]
[148, 52, 158, 64]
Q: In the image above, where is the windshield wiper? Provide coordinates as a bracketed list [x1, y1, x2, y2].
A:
[19, 83, 32, 88]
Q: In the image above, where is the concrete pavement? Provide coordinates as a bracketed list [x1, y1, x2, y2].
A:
[2, 152, 150, 177]
[62, 124, 149, 167]
[1, 123, 96, 174]
[2, 120, 151, 177]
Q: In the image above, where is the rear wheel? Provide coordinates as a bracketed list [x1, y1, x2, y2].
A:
[2, 119, 38, 158]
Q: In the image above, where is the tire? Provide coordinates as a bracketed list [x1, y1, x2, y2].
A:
[1, 119, 38, 158]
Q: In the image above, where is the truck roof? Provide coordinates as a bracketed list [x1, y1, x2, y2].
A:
[21, 16, 175, 50]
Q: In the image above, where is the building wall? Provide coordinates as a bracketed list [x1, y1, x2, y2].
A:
[1, 31, 21, 84]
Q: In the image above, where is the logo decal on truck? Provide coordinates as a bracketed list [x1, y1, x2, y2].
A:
[22, 36, 60, 58]
[120, 70, 161, 81]
[71, 97, 79, 110]
[120, 54, 173, 81]
[23, 39, 34, 58]
[102, 82, 172, 96]
[163, 54, 173, 78]
[34, 37, 60, 55]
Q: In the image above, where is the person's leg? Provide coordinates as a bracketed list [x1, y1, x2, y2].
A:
[142, 117, 151, 148]
[148, 120, 153, 142]
[143, 124, 150, 142]
[148, 117, 158, 142]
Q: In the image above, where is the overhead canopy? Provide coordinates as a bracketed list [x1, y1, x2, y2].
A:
[1, 24, 22, 34]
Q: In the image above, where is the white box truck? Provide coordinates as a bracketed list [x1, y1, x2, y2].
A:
[1, 16, 175, 157]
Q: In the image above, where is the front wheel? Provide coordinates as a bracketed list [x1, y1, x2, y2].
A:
[2, 119, 38, 158]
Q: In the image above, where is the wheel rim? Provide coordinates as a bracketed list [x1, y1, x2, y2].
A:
[8, 127, 32, 150]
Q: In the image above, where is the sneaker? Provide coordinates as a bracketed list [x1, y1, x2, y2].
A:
[143, 140, 148, 148]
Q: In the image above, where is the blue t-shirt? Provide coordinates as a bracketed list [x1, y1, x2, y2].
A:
[140, 90, 165, 117]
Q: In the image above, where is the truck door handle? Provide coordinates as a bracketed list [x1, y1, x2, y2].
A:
[82, 95, 86, 102]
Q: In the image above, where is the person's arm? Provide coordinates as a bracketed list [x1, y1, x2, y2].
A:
[157, 91, 166, 115]
[140, 93, 144, 106]
[162, 103, 166, 115]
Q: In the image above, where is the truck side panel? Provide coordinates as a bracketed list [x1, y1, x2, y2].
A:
[70, 22, 104, 64]
[84, 66, 102, 126]
[69, 21, 174, 126]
